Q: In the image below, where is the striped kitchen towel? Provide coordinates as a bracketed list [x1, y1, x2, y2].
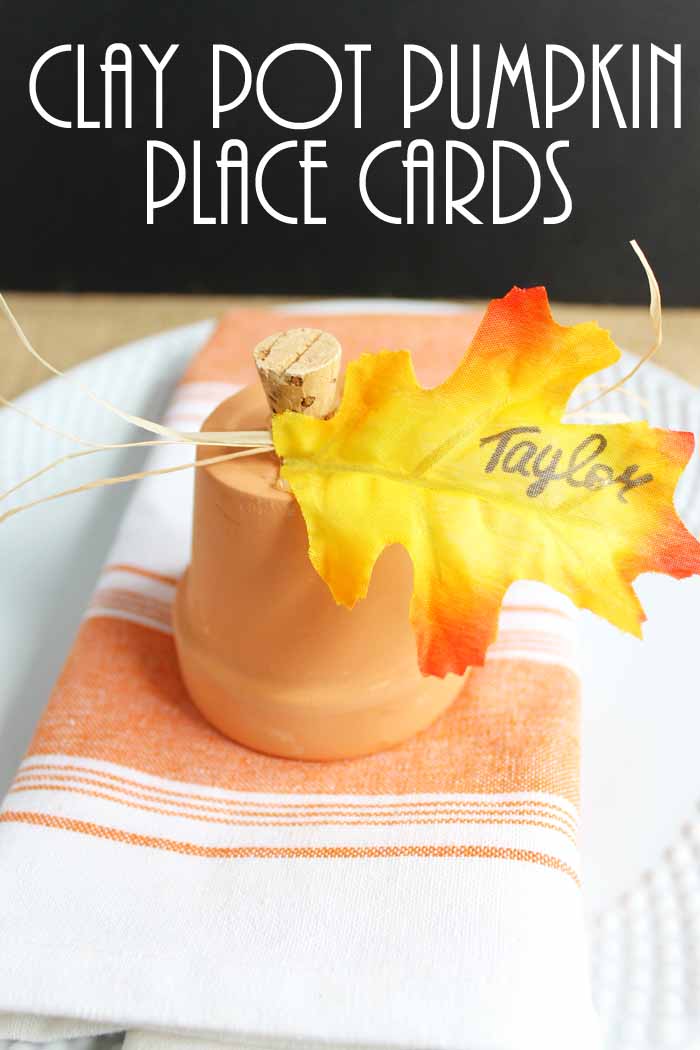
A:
[0, 309, 598, 1050]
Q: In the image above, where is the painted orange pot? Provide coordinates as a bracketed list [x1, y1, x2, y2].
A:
[173, 385, 463, 760]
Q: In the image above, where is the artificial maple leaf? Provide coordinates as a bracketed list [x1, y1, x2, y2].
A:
[272, 288, 700, 677]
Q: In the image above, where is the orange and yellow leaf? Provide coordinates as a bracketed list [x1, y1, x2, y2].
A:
[272, 288, 700, 677]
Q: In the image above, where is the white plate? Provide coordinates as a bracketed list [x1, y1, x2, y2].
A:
[1, 300, 700, 1050]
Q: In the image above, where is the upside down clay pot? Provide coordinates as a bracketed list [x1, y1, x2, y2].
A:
[174, 385, 463, 760]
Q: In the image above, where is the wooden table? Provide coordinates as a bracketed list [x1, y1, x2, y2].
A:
[1, 293, 699, 400]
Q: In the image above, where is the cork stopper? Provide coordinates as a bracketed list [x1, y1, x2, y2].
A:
[252, 328, 341, 418]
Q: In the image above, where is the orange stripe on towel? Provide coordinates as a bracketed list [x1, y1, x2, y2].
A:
[7, 782, 578, 844]
[0, 811, 580, 884]
[14, 765, 578, 831]
[89, 588, 172, 628]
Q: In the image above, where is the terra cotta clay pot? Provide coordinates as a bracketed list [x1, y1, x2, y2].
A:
[173, 385, 463, 760]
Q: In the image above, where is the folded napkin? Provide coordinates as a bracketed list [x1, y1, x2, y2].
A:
[0, 310, 598, 1050]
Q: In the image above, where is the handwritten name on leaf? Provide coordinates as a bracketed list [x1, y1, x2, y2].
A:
[480, 425, 653, 502]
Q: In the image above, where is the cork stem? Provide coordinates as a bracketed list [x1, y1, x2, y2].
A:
[252, 327, 342, 490]
[252, 328, 342, 420]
